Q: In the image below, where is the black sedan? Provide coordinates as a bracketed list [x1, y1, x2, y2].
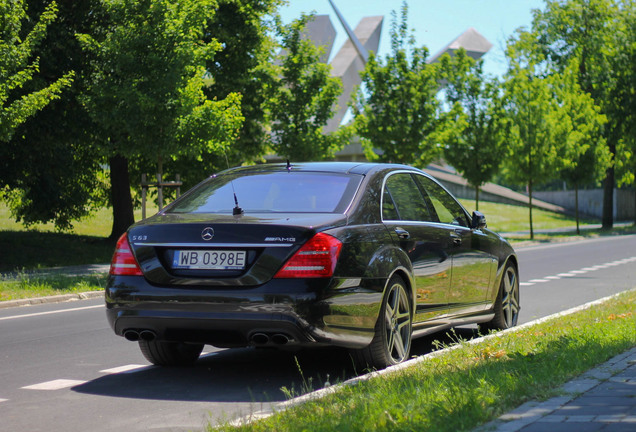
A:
[106, 162, 519, 369]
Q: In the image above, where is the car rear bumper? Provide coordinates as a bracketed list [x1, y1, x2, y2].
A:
[105, 275, 384, 349]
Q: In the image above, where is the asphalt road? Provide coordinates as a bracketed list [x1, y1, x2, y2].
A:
[0, 234, 634, 432]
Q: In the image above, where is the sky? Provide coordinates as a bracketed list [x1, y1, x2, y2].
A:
[278, 0, 546, 77]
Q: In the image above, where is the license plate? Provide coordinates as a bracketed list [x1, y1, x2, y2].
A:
[173, 250, 246, 270]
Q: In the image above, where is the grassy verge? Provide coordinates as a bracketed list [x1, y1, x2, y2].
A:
[0, 273, 107, 301]
[0, 202, 159, 272]
[213, 289, 636, 432]
[458, 199, 599, 233]
[0, 230, 115, 272]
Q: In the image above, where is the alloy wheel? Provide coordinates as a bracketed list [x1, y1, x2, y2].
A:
[501, 266, 520, 328]
[384, 281, 412, 363]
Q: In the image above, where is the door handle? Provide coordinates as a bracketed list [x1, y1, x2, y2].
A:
[395, 228, 410, 240]
[450, 231, 462, 246]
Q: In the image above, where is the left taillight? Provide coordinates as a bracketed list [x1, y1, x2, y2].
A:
[274, 232, 342, 278]
[109, 233, 143, 276]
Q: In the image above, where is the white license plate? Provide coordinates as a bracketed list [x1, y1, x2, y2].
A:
[173, 250, 246, 270]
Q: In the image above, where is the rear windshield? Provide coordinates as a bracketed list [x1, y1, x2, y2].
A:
[168, 171, 362, 214]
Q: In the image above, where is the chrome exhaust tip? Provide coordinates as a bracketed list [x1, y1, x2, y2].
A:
[251, 333, 270, 345]
[123, 330, 140, 341]
[139, 330, 156, 342]
[271, 333, 290, 345]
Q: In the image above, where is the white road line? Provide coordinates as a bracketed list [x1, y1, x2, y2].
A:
[0, 398, 8, 403]
[21, 379, 86, 390]
[100, 364, 150, 374]
[521, 256, 636, 286]
[0, 305, 102, 321]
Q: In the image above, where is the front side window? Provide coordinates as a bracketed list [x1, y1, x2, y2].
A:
[169, 171, 362, 214]
[382, 173, 432, 221]
[415, 175, 468, 227]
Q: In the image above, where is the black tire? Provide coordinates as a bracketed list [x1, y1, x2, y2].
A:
[353, 275, 412, 370]
[138, 340, 204, 366]
[480, 263, 520, 332]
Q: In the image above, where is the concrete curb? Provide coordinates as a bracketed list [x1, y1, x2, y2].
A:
[0, 291, 104, 309]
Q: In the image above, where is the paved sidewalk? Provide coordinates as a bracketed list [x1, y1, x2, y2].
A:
[477, 346, 636, 432]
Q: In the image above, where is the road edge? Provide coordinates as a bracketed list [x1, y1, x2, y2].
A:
[0, 291, 104, 309]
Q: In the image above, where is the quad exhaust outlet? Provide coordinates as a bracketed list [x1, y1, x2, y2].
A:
[123, 329, 157, 342]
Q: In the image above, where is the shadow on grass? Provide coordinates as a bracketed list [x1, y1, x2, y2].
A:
[0, 230, 115, 272]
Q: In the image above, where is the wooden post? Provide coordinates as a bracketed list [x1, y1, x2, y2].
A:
[141, 174, 147, 220]
[157, 173, 163, 210]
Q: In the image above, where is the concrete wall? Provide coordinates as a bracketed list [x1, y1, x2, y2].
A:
[534, 189, 635, 221]
[424, 168, 568, 214]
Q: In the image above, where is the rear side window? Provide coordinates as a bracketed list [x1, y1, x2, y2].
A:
[168, 171, 361, 214]
[382, 173, 433, 221]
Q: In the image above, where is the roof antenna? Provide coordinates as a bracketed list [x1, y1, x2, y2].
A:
[224, 151, 243, 216]
[286, 159, 291, 172]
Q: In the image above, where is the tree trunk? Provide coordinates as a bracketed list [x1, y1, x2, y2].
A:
[475, 185, 480, 211]
[109, 154, 135, 240]
[575, 184, 580, 235]
[602, 144, 616, 229]
[528, 180, 534, 240]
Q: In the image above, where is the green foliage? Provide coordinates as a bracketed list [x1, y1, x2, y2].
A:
[201, 0, 282, 167]
[501, 32, 609, 237]
[352, 2, 442, 166]
[609, 2, 636, 190]
[77, 0, 244, 238]
[78, 0, 244, 162]
[267, 13, 344, 161]
[1, 0, 106, 231]
[528, 0, 634, 227]
[439, 50, 507, 209]
[0, 0, 73, 142]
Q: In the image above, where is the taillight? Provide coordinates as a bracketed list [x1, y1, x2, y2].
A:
[274, 233, 342, 278]
[109, 233, 143, 276]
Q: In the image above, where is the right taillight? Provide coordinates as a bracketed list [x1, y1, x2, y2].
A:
[274, 232, 342, 278]
[109, 233, 143, 276]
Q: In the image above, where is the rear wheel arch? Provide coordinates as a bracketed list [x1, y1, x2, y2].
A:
[386, 267, 415, 316]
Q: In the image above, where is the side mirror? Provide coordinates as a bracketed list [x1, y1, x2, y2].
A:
[471, 211, 487, 230]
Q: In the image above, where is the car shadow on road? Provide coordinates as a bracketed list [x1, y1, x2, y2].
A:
[72, 327, 480, 403]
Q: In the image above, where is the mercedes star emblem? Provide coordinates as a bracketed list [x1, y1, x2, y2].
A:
[201, 227, 214, 241]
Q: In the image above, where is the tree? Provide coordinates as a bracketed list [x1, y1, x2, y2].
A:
[608, 2, 636, 224]
[559, 60, 610, 233]
[203, 0, 281, 165]
[1, 0, 105, 231]
[78, 0, 243, 239]
[352, 2, 442, 166]
[502, 42, 584, 239]
[266, 14, 345, 161]
[439, 49, 507, 210]
[0, 0, 72, 142]
[529, 0, 627, 228]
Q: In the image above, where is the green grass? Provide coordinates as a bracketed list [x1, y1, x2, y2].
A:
[0, 273, 107, 301]
[458, 199, 599, 233]
[212, 289, 636, 432]
[0, 202, 159, 272]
